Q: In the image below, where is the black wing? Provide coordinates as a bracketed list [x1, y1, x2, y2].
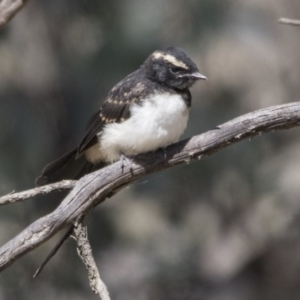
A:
[76, 102, 131, 156]
[77, 71, 148, 156]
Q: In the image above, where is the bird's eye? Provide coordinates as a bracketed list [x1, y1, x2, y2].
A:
[170, 67, 181, 74]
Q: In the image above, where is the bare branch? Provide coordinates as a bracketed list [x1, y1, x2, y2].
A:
[278, 17, 300, 26]
[74, 221, 110, 300]
[0, 102, 300, 271]
[0, 180, 76, 206]
[0, 0, 29, 30]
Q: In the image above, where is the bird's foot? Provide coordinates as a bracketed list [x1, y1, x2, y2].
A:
[152, 148, 168, 164]
[120, 152, 134, 175]
[162, 147, 168, 160]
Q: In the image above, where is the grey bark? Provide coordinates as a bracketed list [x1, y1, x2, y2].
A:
[0, 102, 300, 272]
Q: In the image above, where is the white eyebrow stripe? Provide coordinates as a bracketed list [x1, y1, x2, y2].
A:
[153, 52, 189, 70]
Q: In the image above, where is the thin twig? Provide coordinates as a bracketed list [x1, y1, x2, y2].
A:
[0, 0, 30, 30]
[74, 220, 110, 300]
[0, 180, 76, 205]
[278, 17, 300, 26]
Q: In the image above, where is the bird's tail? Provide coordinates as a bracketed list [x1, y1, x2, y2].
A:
[34, 148, 106, 275]
[36, 148, 105, 186]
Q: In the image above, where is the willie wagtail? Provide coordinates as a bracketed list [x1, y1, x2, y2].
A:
[36, 46, 207, 186]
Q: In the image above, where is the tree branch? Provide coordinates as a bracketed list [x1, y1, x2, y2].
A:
[0, 180, 76, 205]
[74, 220, 111, 300]
[278, 17, 300, 26]
[0, 0, 29, 30]
[0, 102, 300, 271]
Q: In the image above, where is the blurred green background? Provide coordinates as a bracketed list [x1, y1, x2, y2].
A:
[1, 1, 300, 299]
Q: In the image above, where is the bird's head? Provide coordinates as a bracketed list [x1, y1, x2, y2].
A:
[144, 46, 207, 90]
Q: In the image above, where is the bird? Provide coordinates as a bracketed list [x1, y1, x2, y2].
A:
[33, 46, 207, 277]
[36, 46, 206, 186]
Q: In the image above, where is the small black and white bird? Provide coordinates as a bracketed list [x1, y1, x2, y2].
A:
[36, 46, 207, 186]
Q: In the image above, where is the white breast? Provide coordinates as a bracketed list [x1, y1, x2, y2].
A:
[86, 93, 189, 163]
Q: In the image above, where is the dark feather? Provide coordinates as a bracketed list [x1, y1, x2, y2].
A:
[178, 89, 192, 107]
[76, 110, 104, 156]
[76, 71, 148, 156]
[36, 148, 105, 186]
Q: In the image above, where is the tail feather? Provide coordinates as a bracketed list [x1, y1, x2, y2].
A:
[34, 148, 106, 275]
[36, 148, 105, 186]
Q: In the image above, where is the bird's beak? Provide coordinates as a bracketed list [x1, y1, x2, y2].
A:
[188, 72, 207, 80]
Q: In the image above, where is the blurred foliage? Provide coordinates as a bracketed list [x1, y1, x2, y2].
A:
[1, 0, 300, 299]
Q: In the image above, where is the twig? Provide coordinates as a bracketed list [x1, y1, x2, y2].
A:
[0, 0, 30, 30]
[74, 220, 110, 300]
[0, 180, 76, 205]
[278, 17, 300, 26]
[0, 102, 300, 271]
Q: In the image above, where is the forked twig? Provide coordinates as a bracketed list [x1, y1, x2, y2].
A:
[74, 220, 110, 300]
